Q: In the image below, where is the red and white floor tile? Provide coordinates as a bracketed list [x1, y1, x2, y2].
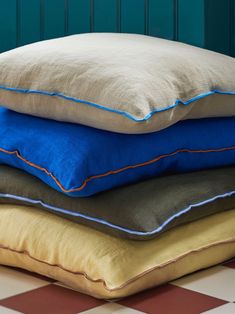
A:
[0, 259, 234, 314]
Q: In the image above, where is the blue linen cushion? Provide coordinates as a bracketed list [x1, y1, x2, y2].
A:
[0, 106, 235, 197]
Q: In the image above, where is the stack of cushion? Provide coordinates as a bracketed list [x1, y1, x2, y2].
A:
[0, 33, 235, 299]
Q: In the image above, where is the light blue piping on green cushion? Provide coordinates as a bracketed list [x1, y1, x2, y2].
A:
[0, 85, 234, 122]
[0, 190, 235, 237]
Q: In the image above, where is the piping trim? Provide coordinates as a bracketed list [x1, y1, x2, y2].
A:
[1, 145, 235, 194]
[1, 190, 235, 236]
[0, 239, 234, 292]
[0, 86, 235, 122]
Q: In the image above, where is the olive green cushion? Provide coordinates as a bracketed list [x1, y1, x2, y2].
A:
[0, 165, 235, 240]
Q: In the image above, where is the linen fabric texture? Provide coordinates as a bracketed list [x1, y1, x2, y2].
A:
[0, 33, 234, 134]
[1, 165, 235, 240]
[1, 107, 235, 197]
[0, 204, 235, 299]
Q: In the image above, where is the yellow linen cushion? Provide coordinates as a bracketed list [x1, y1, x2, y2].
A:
[0, 204, 235, 299]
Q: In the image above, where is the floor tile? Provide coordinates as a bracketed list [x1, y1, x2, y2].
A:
[7, 267, 55, 282]
[202, 303, 235, 313]
[118, 284, 226, 314]
[0, 284, 105, 314]
[0, 306, 23, 314]
[0, 266, 51, 300]
[0, 264, 234, 314]
[172, 266, 235, 302]
[54, 281, 81, 292]
[81, 303, 144, 313]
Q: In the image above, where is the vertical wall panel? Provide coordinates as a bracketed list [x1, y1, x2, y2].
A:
[94, 0, 118, 32]
[0, 0, 17, 52]
[148, 0, 174, 39]
[0, 0, 234, 55]
[68, 0, 90, 35]
[43, 0, 66, 39]
[121, 0, 145, 34]
[205, 0, 231, 55]
[232, 0, 235, 57]
[178, 0, 205, 47]
[20, 0, 41, 46]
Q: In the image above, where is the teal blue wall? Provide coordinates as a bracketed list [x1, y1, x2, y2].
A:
[0, 0, 234, 56]
[232, 0, 235, 56]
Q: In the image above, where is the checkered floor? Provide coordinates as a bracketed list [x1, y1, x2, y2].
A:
[0, 259, 234, 314]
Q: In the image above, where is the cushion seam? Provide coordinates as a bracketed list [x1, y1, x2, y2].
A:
[1, 145, 235, 194]
[0, 86, 234, 121]
[0, 238, 234, 292]
[1, 192, 235, 236]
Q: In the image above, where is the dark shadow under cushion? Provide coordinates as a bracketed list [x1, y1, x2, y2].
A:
[0, 165, 235, 240]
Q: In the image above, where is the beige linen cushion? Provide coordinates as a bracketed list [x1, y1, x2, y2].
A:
[0, 203, 235, 299]
[0, 33, 234, 133]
